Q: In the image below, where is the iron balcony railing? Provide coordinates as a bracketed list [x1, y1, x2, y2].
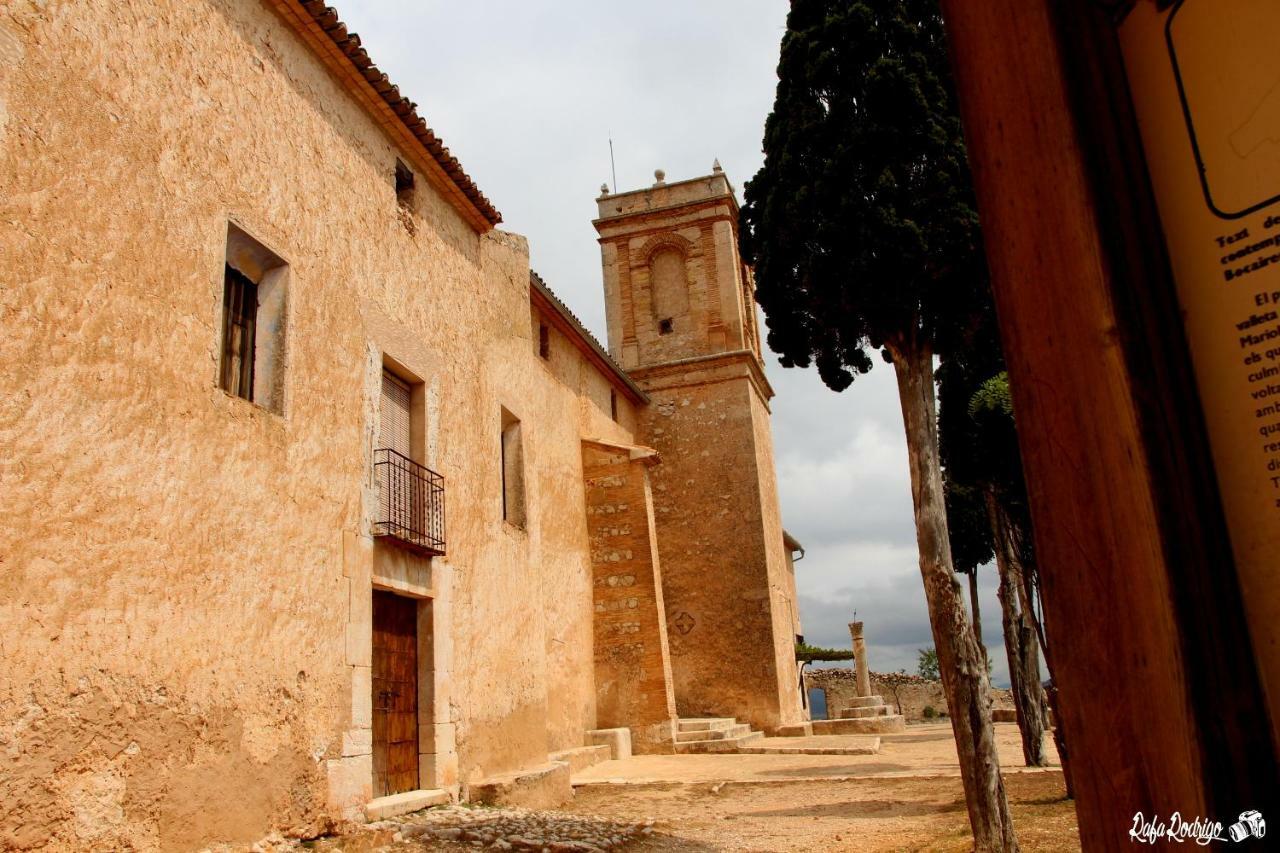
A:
[374, 448, 445, 556]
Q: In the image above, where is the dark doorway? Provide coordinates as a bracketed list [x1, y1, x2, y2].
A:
[372, 590, 419, 797]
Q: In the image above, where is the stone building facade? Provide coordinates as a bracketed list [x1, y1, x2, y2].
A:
[0, 0, 804, 848]
[594, 171, 805, 733]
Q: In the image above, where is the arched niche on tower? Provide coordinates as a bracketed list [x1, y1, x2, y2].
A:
[639, 233, 696, 334]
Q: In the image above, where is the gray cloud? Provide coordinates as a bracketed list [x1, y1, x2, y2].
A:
[337, 1, 1013, 689]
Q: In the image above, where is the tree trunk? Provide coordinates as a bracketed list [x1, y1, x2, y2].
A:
[986, 490, 1047, 767]
[969, 569, 984, 652]
[893, 343, 1019, 852]
[1018, 545, 1075, 796]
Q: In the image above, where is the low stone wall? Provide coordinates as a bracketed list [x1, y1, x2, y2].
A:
[806, 669, 1014, 722]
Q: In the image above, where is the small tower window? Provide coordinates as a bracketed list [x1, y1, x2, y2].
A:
[658, 318, 674, 335]
[610, 390, 618, 421]
[501, 408, 526, 529]
[395, 159, 415, 208]
[538, 324, 551, 360]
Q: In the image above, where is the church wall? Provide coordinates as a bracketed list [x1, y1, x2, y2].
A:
[581, 443, 677, 752]
[638, 369, 794, 732]
[0, 0, 635, 847]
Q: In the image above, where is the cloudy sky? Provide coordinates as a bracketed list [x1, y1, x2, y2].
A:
[336, 0, 1010, 687]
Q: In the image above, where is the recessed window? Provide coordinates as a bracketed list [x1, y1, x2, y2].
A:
[538, 324, 551, 360]
[380, 370, 413, 458]
[658, 318, 674, 335]
[501, 408, 526, 529]
[610, 390, 618, 421]
[395, 159, 415, 208]
[221, 224, 287, 412]
[395, 159, 416, 235]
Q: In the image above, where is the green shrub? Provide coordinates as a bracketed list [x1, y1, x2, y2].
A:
[922, 705, 937, 719]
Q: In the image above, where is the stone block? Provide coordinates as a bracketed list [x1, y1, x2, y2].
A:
[342, 727, 372, 757]
[469, 761, 572, 810]
[585, 727, 632, 760]
[992, 708, 1018, 723]
[351, 665, 372, 728]
[774, 723, 812, 738]
[346, 622, 370, 667]
[326, 753, 372, 814]
[420, 750, 459, 791]
[343, 531, 373, 584]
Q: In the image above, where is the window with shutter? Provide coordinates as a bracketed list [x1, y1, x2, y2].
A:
[380, 370, 412, 457]
[220, 265, 258, 401]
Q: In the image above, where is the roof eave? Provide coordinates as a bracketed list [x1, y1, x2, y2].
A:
[265, 0, 502, 232]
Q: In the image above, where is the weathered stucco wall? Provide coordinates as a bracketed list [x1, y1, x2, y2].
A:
[0, 0, 639, 847]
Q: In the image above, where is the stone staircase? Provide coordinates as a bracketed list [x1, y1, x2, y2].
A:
[810, 695, 906, 735]
[673, 717, 765, 754]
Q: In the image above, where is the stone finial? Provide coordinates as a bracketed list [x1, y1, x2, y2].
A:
[712, 158, 723, 173]
[599, 183, 610, 197]
[654, 168, 666, 186]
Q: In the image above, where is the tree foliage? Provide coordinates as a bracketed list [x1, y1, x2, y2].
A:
[744, 3, 1019, 844]
[740, 0, 988, 382]
[795, 640, 855, 662]
[917, 646, 940, 680]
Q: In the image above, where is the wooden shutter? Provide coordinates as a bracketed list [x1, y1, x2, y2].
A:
[380, 371, 412, 457]
[221, 265, 258, 400]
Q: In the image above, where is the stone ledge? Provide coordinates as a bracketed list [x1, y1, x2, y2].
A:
[364, 789, 450, 821]
[774, 723, 813, 738]
[470, 761, 572, 810]
[549, 744, 612, 775]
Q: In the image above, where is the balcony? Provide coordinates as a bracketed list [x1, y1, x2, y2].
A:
[374, 448, 446, 556]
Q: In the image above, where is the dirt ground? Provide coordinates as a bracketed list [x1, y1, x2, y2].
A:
[320, 724, 1079, 852]
[564, 772, 1079, 852]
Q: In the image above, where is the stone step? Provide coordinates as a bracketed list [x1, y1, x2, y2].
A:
[673, 731, 765, 754]
[811, 715, 907, 735]
[364, 789, 450, 821]
[739, 736, 881, 756]
[677, 717, 736, 733]
[839, 706, 884, 719]
[549, 744, 612, 774]
[674, 723, 750, 742]
[775, 722, 813, 738]
[471, 761, 572, 810]
[676, 728, 728, 742]
[585, 727, 632, 761]
[847, 695, 887, 709]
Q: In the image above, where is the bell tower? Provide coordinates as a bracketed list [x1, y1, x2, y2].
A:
[593, 165, 804, 733]
[595, 163, 764, 371]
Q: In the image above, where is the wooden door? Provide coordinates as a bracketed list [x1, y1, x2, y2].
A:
[372, 591, 419, 797]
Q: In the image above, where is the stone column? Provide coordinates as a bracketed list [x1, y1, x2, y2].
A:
[849, 621, 871, 698]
